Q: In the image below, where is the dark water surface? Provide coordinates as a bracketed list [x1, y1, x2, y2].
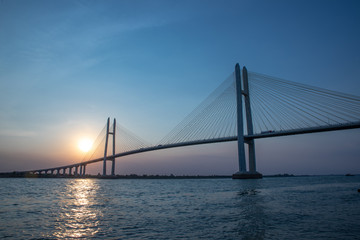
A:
[0, 176, 359, 239]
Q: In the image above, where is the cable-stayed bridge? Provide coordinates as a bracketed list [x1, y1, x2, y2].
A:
[26, 64, 360, 179]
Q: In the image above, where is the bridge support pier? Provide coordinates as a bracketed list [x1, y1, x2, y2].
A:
[111, 119, 116, 176]
[232, 64, 262, 179]
[103, 118, 116, 176]
[80, 165, 84, 176]
[103, 118, 110, 176]
[111, 160, 115, 176]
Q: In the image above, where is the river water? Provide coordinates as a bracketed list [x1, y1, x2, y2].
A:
[0, 176, 359, 239]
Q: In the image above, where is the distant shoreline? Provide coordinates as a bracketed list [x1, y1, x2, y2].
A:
[0, 172, 310, 179]
[0, 172, 231, 179]
[0, 172, 356, 179]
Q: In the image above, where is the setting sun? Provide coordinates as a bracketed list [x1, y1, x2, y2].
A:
[78, 138, 93, 153]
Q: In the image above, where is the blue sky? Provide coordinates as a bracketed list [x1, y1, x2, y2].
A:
[0, 0, 359, 175]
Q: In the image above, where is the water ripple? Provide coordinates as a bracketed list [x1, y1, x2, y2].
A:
[0, 176, 359, 239]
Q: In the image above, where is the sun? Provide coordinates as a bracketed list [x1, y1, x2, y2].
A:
[78, 138, 93, 153]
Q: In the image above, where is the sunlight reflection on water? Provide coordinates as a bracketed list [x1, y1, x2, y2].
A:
[53, 179, 102, 239]
[0, 176, 359, 239]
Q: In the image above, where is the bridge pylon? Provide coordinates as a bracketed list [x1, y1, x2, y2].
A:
[232, 64, 262, 179]
[103, 117, 116, 176]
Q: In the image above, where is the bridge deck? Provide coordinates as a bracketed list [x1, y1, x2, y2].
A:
[246, 121, 360, 140]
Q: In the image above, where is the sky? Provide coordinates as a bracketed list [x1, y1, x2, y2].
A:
[0, 0, 360, 175]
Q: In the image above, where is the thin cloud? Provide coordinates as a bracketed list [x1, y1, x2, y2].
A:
[0, 129, 37, 137]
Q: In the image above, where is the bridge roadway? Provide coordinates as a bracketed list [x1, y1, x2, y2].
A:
[29, 121, 360, 175]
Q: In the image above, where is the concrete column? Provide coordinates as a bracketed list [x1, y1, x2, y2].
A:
[234, 63, 246, 172]
[111, 118, 116, 176]
[103, 117, 110, 176]
[242, 67, 256, 173]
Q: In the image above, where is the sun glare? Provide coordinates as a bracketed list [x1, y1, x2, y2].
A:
[78, 139, 93, 153]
